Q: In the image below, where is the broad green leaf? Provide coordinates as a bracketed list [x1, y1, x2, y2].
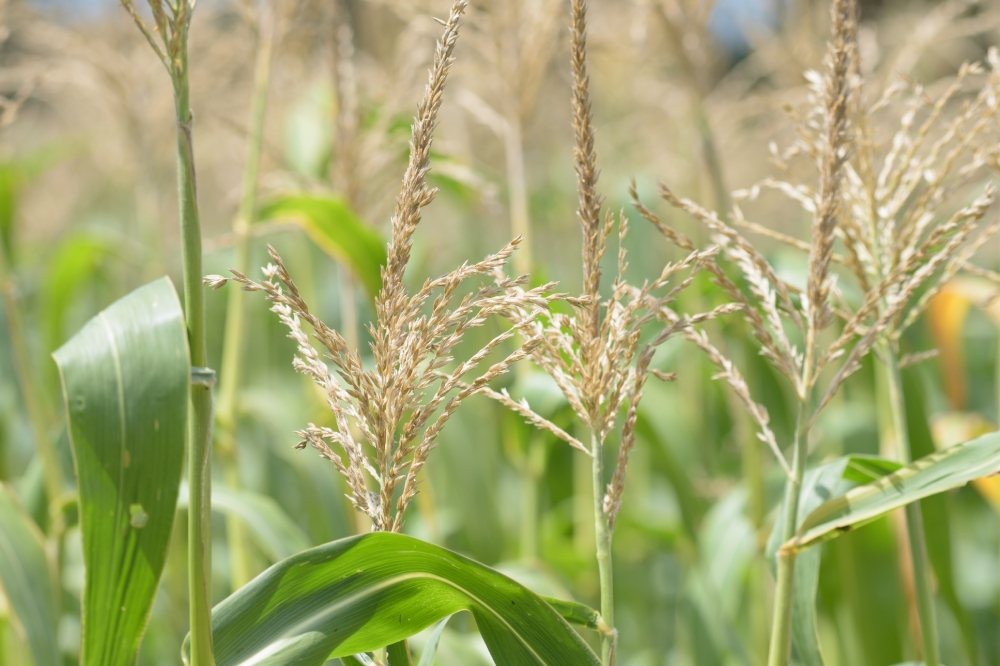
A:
[42, 232, 118, 353]
[790, 432, 1000, 551]
[190, 532, 601, 666]
[417, 617, 451, 666]
[53, 277, 189, 666]
[177, 484, 311, 562]
[767, 455, 897, 666]
[0, 484, 59, 666]
[259, 194, 385, 300]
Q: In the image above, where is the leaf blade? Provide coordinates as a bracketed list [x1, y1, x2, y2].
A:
[259, 194, 386, 300]
[791, 432, 1000, 551]
[0, 484, 59, 666]
[53, 277, 190, 666]
[197, 532, 601, 666]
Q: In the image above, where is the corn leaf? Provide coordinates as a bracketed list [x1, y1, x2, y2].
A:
[416, 616, 451, 666]
[790, 431, 1000, 552]
[187, 532, 601, 666]
[0, 484, 59, 666]
[177, 484, 311, 563]
[53, 277, 189, 666]
[259, 194, 386, 300]
[42, 232, 118, 353]
[767, 455, 899, 666]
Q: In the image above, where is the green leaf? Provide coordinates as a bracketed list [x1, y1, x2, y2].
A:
[417, 617, 451, 666]
[190, 532, 601, 666]
[53, 277, 190, 666]
[0, 484, 59, 666]
[767, 455, 899, 666]
[42, 232, 118, 353]
[259, 194, 386, 300]
[900, 363, 980, 665]
[177, 484, 311, 562]
[540, 597, 602, 631]
[791, 432, 1000, 551]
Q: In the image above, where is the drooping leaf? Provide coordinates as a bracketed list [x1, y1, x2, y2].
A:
[187, 532, 601, 666]
[790, 432, 1000, 551]
[0, 484, 59, 666]
[177, 484, 311, 563]
[259, 194, 385, 300]
[53, 277, 189, 666]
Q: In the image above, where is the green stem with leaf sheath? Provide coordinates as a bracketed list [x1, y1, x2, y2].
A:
[592, 429, 614, 665]
[767, 401, 807, 666]
[216, 6, 274, 591]
[882, 344, 940, 666]
[169, 40, 216, 666]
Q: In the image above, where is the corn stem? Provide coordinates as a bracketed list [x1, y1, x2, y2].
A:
[767, 401, 807, 666]
[881, 344, 940, 666]
[168, 32, 216, 666]
[591, 429, 614, 665]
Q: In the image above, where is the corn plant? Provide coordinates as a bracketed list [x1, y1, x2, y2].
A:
[5, 1, 1000, 665]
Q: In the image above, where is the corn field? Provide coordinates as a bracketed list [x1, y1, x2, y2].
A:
[2, 0, 1000, 665]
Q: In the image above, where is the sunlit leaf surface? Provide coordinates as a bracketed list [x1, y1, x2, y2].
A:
[53, 277, 189, 666]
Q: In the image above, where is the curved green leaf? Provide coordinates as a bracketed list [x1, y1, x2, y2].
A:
[259, 194, 385, 300]
[42, 232, 118, 353]
[53, 277, 189, 666]
[790, 432, 1000, 552]
[191, 532, 601, 666]
[0, 484, 59, 666]
[178, 484, 311, 563]
[767, 455, 899, 666]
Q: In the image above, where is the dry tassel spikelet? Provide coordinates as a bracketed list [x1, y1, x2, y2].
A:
[233, 0, 562, 533]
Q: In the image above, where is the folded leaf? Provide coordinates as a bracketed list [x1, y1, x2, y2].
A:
[189, 532, 601, 666]
[790, 432, 1000, 552]
[259, 194, 386, 300]
[53, 277, 189, 666]
[0, 484, 59, 666]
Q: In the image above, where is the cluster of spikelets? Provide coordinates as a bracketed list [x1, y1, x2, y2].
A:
[233, 0, 1000, 539]
[231, 0, 740, 544]
[487, 0, 739, 532]
[634, 0, 1000, 478]
[120, 0, 194, 73]
[232, 0, 566, 533]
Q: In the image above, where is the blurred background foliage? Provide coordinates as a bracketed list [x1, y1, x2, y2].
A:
[0, 0, 999, 664]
